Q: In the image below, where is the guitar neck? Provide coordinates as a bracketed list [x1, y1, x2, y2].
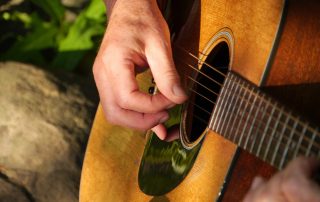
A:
[210, 73, 320, 170]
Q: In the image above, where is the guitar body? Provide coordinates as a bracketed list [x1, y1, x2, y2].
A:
[80, 0, 320, 201]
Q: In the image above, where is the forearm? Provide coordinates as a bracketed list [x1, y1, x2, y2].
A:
[103, 0, 166, 19]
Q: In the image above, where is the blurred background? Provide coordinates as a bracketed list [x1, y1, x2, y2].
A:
[0, 0, 105, 201]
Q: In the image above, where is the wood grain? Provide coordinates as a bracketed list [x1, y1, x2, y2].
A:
[265, 0, 320, 86]
[221, 150, 277, 202]
[173, 0, 284, 86]
[79, 106, 237, 202]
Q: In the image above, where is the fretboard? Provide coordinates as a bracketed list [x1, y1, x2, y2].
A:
[209, 73, 320, 169]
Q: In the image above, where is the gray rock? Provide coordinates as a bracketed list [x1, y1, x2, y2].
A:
[0, 62, 98, 201]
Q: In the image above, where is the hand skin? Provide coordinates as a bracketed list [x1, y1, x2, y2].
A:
[93, 0, 187, 139]
[244, 157, 320, 202]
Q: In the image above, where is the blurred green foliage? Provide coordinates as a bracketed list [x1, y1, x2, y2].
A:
[0, 0, 106, 72]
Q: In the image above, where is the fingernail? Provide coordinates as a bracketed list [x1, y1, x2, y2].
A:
[173, 84, 187, 97]
[160, 114, 169, 123]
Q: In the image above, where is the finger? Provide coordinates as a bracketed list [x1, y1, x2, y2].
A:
[151, 124, 167, 140]
[103, 103, 169, 131]
[102, 49, 175, 113]
[94, 58, 170, 130]
[244, 172, 287, 202]
[285, 156, 319, 178]
[281, 157, 320, 202]
[145, 36, 188, 104]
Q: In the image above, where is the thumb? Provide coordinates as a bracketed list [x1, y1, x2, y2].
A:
[146, 39, 188, 104]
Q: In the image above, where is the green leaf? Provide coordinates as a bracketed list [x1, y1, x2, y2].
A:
[51, 0, 106, 70]
[29, 0, 65, 23]
[7, 23, 58, 52]
[58, 16, 105, 51]
[85, 0, 106, 20]
[57, 0, 106, 52]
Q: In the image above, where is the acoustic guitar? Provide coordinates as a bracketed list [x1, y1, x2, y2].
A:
[80, 0, 320, 201]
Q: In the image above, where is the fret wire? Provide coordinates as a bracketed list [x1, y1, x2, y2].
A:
[279, 117, 298, 169]
[211, 75, 230, 130]
[293, 124, 308, 158]
[305, 127, 316, 156]
[263, 106, 283, 161]
[219, 75, 238, 137]
[249, 94, 269, 153]
[244, 92, 263, 150]
[188, 101, 212, 115]
[180, 62, 319, 139]
[218, 78, 318, 159]
[183, 70, 320, 151]
[227, 80, 246, 142]
[256, 98, 275, 156]
[188, 70, 320, 147]
[215, 75, 233, 132]
[224, 76, 242, 140]
[227, 76, 319, 136]
[175, 46, 320, 160]
[188, 88, 216, 104]
[237, 86, 254, 145]
[234, 90, 320, 155]
[187, 76, 219, 96]
[182, 68, 319, 142]
[238, 86, 258, 147]
[271, 112, 291, 166]
[228, 84, 320, 150]
[231, 81, 250, 143]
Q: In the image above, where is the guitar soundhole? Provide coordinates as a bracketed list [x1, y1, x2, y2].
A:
[184, 41, 229, 145]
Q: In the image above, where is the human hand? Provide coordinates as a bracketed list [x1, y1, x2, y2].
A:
[244, 157, 320, 202]
[93, 0, 187, 139]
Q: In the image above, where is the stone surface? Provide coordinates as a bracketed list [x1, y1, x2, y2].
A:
[0, 62, 98, 201]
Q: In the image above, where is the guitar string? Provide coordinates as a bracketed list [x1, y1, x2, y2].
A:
[215, 78, 320, 151]
[177, 60, 320, 154]
[174, 45, 227, 77]
[174, 57, 319, 152]
[175, 46, 319, 163]
[217, 84, 320, 156]
[176, 52, 320, 141]
[142, 45, 320, 154]
[217, 88, 319, 164]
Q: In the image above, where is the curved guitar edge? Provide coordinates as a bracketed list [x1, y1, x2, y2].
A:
[79, 105, 238, 201]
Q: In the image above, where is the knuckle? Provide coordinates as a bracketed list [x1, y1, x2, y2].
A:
[117, 94, 130, 109]
[101, 48, 113, 65]
[92, 62, 102, 78]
